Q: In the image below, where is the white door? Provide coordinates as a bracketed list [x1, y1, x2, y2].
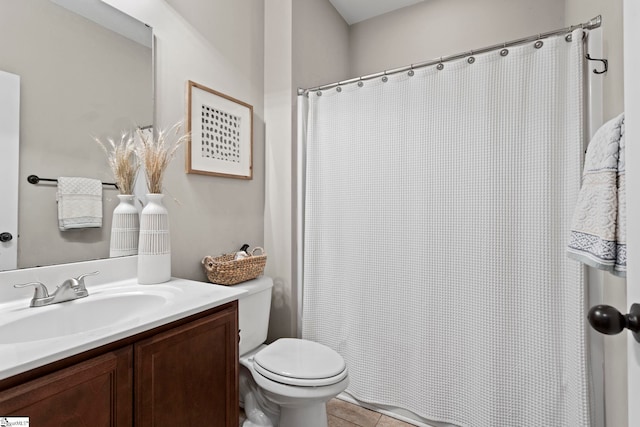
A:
[0, 70, 19, 271]
[624, 1, 640, 425]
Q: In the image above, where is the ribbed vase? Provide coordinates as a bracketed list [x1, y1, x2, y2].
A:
[109, 195, 139, 258]
[137, 193, 171, 284]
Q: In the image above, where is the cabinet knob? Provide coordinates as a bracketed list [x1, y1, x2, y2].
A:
[588, 304, 640, 343]
[0, 232, 13, 242]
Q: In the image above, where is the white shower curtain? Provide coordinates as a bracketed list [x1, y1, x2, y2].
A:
[302, 29, 590, 427]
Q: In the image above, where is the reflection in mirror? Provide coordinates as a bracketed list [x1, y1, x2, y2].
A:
[0, 0, 153, 271]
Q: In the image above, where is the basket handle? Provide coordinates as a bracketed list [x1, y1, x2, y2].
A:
[250, 247, 264, 256]
[201, 256, 215, 269]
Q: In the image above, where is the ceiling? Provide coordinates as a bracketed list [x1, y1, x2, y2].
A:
[329, 0, 425, 25]
[51, 0, 151, 47]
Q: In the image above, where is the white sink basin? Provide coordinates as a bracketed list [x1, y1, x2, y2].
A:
[0, 292, 168, 344]
[0, 256, 250, 381]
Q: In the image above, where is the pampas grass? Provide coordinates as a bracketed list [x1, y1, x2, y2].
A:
[136, 121, 189, 194]
[94, 132, 139, 195]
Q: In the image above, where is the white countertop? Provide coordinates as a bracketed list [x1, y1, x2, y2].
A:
[0, 276, 246, 380]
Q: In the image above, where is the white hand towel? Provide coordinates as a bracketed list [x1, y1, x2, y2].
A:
[567, 112, 626, 277]
[56, 177, 103, 231]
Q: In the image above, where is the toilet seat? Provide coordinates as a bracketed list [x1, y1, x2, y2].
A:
[253, 338, 347, 387]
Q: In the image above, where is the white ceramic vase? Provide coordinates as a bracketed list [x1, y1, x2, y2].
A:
[137, 193, 171, 284]
[109, 194, 140, 258]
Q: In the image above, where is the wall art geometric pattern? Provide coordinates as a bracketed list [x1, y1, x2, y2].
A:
[186, 80, 253, 179]
[200, 104, 241, 163]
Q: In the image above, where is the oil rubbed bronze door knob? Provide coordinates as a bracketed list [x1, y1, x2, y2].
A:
[588, 304, 640, 343]
[0, 232, 13, 242]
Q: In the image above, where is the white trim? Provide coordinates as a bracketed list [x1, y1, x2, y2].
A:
[0, 70, 20, 271]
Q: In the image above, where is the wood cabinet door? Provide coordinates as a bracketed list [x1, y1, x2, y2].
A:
[135, 304, 239, 427]
[0, 347, 132, 426]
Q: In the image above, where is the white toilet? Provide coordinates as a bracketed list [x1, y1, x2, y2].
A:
[235, 277, 349, 427]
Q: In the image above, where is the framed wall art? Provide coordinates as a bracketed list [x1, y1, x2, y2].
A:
[186, 80, 253, 179]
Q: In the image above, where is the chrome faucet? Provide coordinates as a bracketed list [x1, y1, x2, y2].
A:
[14, 271, 99, 307]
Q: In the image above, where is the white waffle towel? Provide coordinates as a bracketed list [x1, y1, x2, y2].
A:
[567, 112, 626, 277]
[56, 177, 103, 230]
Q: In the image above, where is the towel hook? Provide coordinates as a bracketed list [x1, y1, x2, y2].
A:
[585, 54, 608, 74]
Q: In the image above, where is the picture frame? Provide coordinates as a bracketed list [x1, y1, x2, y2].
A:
[186, 80, 253, 179]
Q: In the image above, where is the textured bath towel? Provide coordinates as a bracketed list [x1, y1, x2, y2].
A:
[567, 112, 626, 277]
[56, 177, 103, 230]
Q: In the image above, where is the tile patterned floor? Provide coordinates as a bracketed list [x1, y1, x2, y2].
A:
[240, 398, 415, 427]
[327, 399, 415, 427]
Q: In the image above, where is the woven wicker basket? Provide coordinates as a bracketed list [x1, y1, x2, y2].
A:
[201, 247, 267, 285]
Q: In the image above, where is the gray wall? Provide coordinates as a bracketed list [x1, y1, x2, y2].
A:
[0, 0, 152, 268]
[293, 0, 351, 90]
[263, 0, 351, 341]
[104, 0, 266, 282]
[264, 0, 294, 340]
[349, 0, 565, 77]
[289, 0, 350, 339]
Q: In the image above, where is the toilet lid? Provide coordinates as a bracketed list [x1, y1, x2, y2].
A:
[253, 338, 347, 387]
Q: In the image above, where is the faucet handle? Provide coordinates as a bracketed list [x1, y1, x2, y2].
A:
[75, 271, 99, 289]
[14, 282, 50, 299]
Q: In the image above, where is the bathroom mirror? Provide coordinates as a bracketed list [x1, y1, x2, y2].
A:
[0, 0, 153, 271]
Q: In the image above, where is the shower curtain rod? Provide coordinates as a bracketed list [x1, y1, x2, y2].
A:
[298, 15, 601, 95]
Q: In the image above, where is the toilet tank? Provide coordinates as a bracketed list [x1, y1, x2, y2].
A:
[233, 276, 273, 356]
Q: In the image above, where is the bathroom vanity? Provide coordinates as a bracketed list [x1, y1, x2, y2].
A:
[0, 257, 246, 426]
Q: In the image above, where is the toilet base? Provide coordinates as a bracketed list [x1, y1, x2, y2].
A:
[279, 402, 328, 427]
[240, 344, 348, 427]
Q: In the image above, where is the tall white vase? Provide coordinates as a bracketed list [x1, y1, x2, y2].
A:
[137, 193, 171, 284]
[109, 194, 139, 258]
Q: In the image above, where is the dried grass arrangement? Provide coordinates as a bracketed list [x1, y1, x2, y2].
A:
[94, 132, 139, 195]
[136, 122, 190, 194]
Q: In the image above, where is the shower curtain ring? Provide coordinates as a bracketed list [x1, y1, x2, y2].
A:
[534, 39, 544, 49]
[382, 71, 388, 83]
[437, 58, 444, 70]
[467, 51, 475, 64]
[357, 78, 364, 88]
[500, 42, 509, 56]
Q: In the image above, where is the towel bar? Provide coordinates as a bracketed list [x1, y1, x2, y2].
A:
[27, 174, 118, 189]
